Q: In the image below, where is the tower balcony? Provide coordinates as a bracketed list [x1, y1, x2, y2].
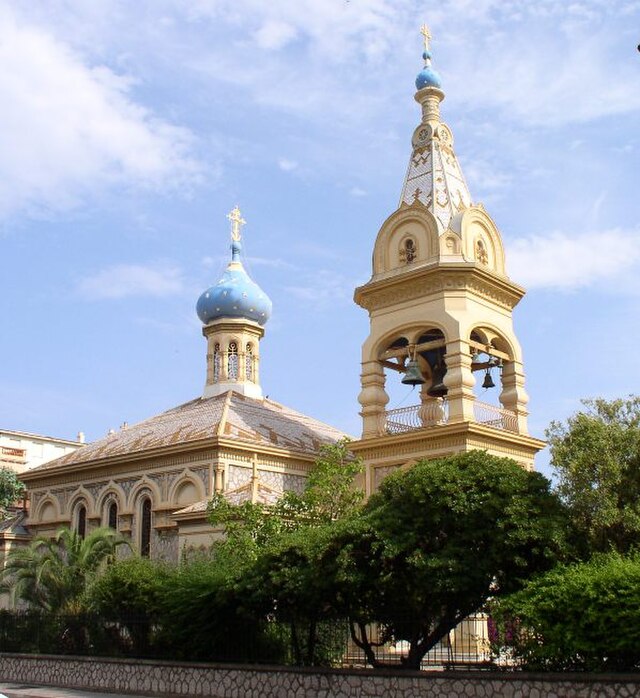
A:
[381, 399, 518, 436]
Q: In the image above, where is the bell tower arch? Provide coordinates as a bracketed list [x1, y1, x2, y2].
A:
[351, 28, 544, 494]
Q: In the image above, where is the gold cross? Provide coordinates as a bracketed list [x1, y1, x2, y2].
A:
[420, 23, 431, 52]
[227, 205, 246, 241]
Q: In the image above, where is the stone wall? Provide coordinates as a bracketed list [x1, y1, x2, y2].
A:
[0, 654, 638, 697]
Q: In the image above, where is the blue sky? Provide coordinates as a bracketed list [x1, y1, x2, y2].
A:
[1, 0, 639, 478]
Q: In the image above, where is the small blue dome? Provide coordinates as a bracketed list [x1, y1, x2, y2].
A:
[415, 66, 442, 90]
[196, 240, 272, 326]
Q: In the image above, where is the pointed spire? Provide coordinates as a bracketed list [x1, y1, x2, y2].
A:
[398, 26, 472, 232]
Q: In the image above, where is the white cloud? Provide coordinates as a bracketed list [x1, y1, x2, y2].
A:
[507, 229, 640, 291]
[349, 187, 367, 197]
[284, 269, 354, 308]
[278, 158, 298, 172]
[78, 263, 184, 299]
[254, 20, 297, 50]
[0, 6, 202, 220]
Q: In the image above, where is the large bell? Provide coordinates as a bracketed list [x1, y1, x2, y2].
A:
[482, 369, 496, 389]
[401, 359, 426, 386]
[427, 363, 448, 398]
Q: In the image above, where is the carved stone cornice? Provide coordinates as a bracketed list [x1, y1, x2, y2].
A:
[354, 263, 524, 312]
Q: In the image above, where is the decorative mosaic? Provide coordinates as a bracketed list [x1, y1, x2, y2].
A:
[227, 464, 252, 491]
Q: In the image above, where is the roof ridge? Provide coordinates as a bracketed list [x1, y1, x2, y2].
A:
[216, 391, 234, 437]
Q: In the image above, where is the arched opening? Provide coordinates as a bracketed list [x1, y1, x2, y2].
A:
[108, 501, 118, 530]
[376, 329, 447, 432]
[228, 342, 238, 380]
[140, 497, 152, 558]
[213, 343, 221, 382]
[76, 505, 86, 540]
[245, 343, 254, 382]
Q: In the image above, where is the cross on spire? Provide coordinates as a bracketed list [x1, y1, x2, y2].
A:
[420, 23, 431, 52]
[227, 205, 246, 242]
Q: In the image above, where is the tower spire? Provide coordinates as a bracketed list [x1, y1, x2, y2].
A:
[399, 25, 472, 232]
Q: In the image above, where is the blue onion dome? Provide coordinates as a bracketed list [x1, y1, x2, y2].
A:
[416, 50, 442, 90]
[196, 237, 272, 326]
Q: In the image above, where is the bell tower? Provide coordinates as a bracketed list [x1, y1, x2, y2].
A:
[350, 27, 544, 494]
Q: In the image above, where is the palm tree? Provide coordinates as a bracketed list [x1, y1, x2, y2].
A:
[0, 526, 130, 613]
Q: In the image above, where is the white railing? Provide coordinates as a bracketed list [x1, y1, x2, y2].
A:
[473, 400, 518, 433]
[383, 400, 449, 435]
[381, 399, 518, 435]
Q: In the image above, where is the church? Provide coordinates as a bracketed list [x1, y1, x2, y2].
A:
[18, 26, 543, 559]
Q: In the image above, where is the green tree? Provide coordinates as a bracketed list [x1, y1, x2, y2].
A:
[339, 451, 568, 670]
[0, 467, 25, 514]
[0, 526, 129, 612]
[547, 396, 640, 554]
[207, 438, 363, 558]
[491, 553, 640, 671]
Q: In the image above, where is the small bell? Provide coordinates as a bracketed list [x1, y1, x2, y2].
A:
[402, 359, 426, 386]
[482, 368, 495, 389]
[427, 362, 448, 398]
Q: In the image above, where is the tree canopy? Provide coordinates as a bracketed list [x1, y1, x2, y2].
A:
[339, 451, 568, 669]
[0, 467, 25, 514]
[547, 396, 640, 554]
[0, 526, 129, 613]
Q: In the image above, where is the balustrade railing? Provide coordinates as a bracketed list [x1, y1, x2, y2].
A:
[473, 400, 518, 433]
[381, 399, 518, 435]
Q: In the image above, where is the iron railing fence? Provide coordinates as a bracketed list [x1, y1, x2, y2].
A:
[0, 611, 511, 670]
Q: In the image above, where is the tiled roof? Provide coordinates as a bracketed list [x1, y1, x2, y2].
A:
[24, 391, 348, 474]
[0, 509, 29, 535]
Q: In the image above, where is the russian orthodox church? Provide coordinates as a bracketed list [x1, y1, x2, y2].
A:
[17, 25, 542, 560]
[19, 207, 347, 560]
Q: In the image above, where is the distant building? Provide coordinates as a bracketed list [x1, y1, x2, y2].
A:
[0, 429, 85, 474]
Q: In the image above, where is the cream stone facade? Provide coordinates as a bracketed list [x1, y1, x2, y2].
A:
[350, 30, 544, 492]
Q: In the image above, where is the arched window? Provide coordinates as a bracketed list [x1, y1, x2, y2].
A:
[108, 501, 118, 530]
[77, 505, 86, 540]
[213, 343, 221, 382]
[140, 498, 152, 558]
[400, 238, 417, 264]
[228, 342, 238, 380]
[245, 344, 253, 381]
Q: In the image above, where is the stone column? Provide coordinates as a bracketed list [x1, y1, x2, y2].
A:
[358, 360, 389, 438]
[499, 360, 529, 434]
[444, 340, 476, 423]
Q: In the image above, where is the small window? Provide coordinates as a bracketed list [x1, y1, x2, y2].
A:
[228, 342, 238, 380]
[213, 343, 221, 382]
[246, 344, 253, 381]
[400, 238, 417, 264]
[108, 501, 118, 530]
[140, 498, 152, 558]
[77, 505, 86, 540]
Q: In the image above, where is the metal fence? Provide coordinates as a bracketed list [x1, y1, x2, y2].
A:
[0, 610, 504, 670]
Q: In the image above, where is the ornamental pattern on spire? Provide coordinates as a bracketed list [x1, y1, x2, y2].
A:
[399, 27, 472, 233]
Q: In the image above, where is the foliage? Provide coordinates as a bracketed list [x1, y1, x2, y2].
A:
[339, 451, 568, 670]
[0, 467, 25, 513]
[491, 554, 640, 671]
[0, 526, 129, 613]
[547, 396, 640, 554]
[207, 438, 363, 559]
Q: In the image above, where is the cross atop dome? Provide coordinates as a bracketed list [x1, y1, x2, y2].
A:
[420, 23, 431, 53]
[227, 205, 246, 242]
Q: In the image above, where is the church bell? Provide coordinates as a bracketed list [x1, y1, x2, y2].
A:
[401, 359, 426, 386]
[427, 362, 448, 398]
[482, 368, 495, 389]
